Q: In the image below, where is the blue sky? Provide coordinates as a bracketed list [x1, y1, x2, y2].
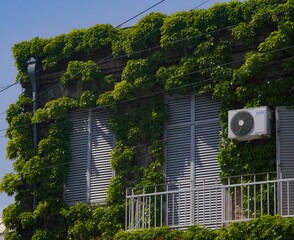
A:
[0, 0, 231, 215]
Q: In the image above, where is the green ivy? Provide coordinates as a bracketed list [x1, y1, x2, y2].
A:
[114, 226, 183, 240]
[183, 225, 218, 240]
[60, 60, 103, 84]
[3, 0, 294, 238]
[112, 12, 166, 56]
[31, 97, 78, 123]
[79, 90, 98, 108]
[114, 215, 294, 239]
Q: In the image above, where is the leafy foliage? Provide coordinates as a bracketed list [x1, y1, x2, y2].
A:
[217, 215, 294, 240]
[79, 90, 98, 108]
[31, 97, 78, 123]
[60, 60, 103, 84]
[112, 12, 166, 56]
[183, 225, 218, 240]
[115, 216, 294, 239]
[4, 0, 294, 238]
[114, 226, 183, 240]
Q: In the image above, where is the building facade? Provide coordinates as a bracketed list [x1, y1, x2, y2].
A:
[3, 0, 294, 238]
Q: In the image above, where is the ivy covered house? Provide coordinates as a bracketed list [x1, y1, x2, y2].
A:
[2, 0, 294, 239]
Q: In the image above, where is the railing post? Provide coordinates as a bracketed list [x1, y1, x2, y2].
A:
[267, 173, 270, 215]
[148, 195, 151, 228]
[125, 189, 128, 230]
[287, 181, 290, 216]
[160, 194, 163, 227]
[142, 188, 145, 228]
[172, 193, 174, 226]
[279, 173, 283, 215]
[254, 175, 256, 217]
[247, 184, 250, 219]
[274, 181, 277, 215]
[261, 184, 263, 216]
[166, 184, 168, 226]
[154, 185, 157, 228]
[241, 176, 243, 217]
[221, 184, 224, 226]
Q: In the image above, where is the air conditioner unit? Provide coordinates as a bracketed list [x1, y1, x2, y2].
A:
[228, 106, 271, 141]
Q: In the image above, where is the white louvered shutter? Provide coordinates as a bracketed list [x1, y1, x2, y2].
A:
[65, 108, 114, 205]
[166, 94, 221, 227]
[166, 95, 192, 226]
[276, 107, 294, 215]
[194, 95, 221, 227]
[90, 109, 114, 204]
[65, 110, 89, 204]
[166, 96, 192, 188]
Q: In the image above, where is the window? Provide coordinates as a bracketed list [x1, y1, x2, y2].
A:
[65, 108, 114, 205]
[165, 94, 221, 226]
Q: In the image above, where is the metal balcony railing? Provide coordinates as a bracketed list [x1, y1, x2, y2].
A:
[125, 173, 294, 230]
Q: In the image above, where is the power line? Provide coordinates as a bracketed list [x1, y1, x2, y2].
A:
[3, 1, 219, 105]
[3, 1, 292, 172]
[34, 23, 243, 98]
[1, 0, 215, 171]
[0, 82, 18, 93]
[2, 0, 292, 130]
[173, 45, 294, 78]
[1, 53, 293, 134]
[169, 55, 294, 92]
[117, 0, 166, 28]
[96, 47, 294, 101]
[192, 0, 211, 10]
[29, 0, 168, 79]
[2, 55, 293, 170]
[34, 0, 214, 98]
[0, 0, 168, 119]
[105, 0, 212, 59]
[0, 83, 16, 89]
[35, 41, 294, 99]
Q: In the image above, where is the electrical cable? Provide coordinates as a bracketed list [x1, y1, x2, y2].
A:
[2, 54, 293, 170]
[1, 1, 292, 135]
[33, 22, 244, 98]
[1, 53, 293, 134]
[0, 0, 169, 121]
[34, 0, 218, 98]
[0, 83, 16, 89]
[117, 0, 212, 49]
[28, 0, 168, 79]
[168, 55, 294, 92]
[0, 0, 220, 173]
[37, 5, 291, 99]
[0, 82, 18, 93]
[116, 0, 166, 28]
[35, 42, 294, 100]
[7, 50, 294, 130]
[192, 0, 211, 10]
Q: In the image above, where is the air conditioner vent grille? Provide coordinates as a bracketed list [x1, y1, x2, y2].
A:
[230, 111, 254, 136]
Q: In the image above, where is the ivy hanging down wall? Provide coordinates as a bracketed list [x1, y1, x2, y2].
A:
[1, 0, 294, 239]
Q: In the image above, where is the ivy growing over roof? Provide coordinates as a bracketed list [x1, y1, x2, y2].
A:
[2, 0, 294, 238]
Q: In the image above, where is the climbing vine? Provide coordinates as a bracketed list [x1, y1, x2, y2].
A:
[2, 0, 294, 239]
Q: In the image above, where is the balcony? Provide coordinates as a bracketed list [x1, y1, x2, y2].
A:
[125, 173, 294, 230]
